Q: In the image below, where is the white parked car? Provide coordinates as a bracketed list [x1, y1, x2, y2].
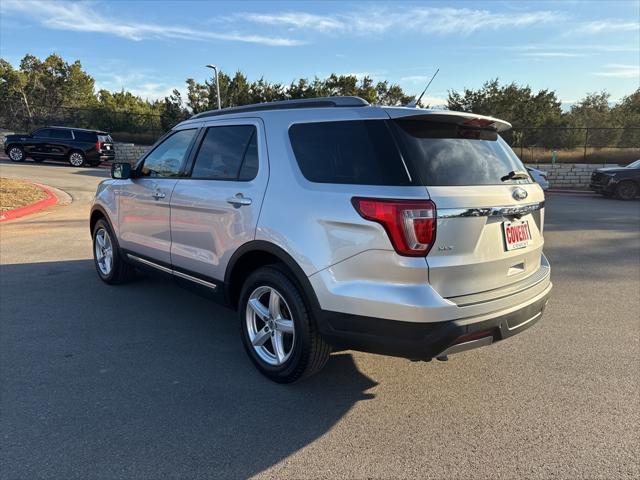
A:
[527, 167, 549, 190]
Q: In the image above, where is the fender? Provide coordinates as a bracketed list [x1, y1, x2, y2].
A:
[89, 204, 116, 235]
[224, 240, 322, 313]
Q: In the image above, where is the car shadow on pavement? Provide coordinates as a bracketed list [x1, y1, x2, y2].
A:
[0, 259, 378, 479]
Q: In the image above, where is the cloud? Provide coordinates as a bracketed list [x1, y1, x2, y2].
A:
[243, 7, 563, 36]
[521, 52, 587, 58]
[1, 0, 303, 46]
[93, 71, 180, 100]
[573, 20, 640, 35]
[593, 64, 640, 78]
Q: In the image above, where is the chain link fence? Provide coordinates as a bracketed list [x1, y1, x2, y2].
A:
[2, 102, 639, 164]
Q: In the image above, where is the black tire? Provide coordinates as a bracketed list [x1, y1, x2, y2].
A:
[614, 181, 638, 200]
[92, 218, 135, 284]
[7, 145, 25, 162]
[239, 266, 331, 383]
[68, 150, 86, 167]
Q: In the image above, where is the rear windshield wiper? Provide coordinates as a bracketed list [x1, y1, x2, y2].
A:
[501, 170, 530, 182]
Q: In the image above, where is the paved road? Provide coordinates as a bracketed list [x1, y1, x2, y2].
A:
[1, 159, 639, 479]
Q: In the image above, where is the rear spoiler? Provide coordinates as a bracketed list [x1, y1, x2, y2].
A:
[383, 107, 512, 133]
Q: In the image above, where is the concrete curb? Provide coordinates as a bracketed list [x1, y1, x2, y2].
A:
[0, 182, 59, 222]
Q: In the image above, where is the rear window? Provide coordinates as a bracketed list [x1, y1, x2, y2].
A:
[98, 135, 112, 143]
[392, 120, 531, 186]
[288, 120, 411, 186]
[74, 130, 97, 142]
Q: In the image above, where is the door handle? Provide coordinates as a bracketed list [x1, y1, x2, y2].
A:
[226, 193, 252, 207]
[152, 191, 166, 199]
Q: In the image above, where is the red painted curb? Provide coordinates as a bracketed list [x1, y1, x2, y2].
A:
[0, 183, 58, 222]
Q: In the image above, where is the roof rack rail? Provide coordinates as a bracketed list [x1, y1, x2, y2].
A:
[191, 96, 369, 119]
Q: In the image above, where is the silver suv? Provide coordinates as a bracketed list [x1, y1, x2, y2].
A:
[90, 97, 552, 383]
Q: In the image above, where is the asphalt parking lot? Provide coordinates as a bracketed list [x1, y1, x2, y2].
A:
[1, 159, 639, 479]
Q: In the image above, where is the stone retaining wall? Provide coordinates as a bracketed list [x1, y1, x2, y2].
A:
[525, 163, 618, 189]
[113, 142, 151, 164]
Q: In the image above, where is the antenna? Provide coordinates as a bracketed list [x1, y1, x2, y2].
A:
[406, 68, 439, 108]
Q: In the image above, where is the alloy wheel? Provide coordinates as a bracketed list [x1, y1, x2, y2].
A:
[9, 147, 23, 161]
[94, 228, 114, 276]
[69, 152, 84, 167]
[245, 286, 296, 366]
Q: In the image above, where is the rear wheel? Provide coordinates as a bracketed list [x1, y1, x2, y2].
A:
[615, 181, 638, 200]
[68, 150, 86, 167]
[8, 146, 25, 162]
[92, 219, 134, 284]
[239, 266, 331, 383]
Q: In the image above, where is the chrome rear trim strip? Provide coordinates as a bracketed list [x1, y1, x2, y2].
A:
[437, 201, 545, 219]
[127, 254, 218, 290]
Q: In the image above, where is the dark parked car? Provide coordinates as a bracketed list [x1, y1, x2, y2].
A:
[4, 126, 115, 167]
[590, 159, 640, 200]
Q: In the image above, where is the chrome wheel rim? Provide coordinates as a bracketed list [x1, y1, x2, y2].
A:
[94, 228, 113, 276]
[9, 147, 23, 161]
[245, 286, 295, 366]
[69, 152, 84, 166]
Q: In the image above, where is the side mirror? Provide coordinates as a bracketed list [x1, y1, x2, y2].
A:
[111, 162, 133, 179]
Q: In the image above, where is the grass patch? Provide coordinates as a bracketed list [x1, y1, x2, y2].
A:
[0, 178, 48, 212]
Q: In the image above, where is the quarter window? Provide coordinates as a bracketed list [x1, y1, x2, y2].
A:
[140, 129, 197, 177]
[288, 120, 412, 186]
[191, 125, 258, 180]
[74, 130, 97, 142]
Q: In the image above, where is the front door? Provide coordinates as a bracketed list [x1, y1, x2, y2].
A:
[118, 127, 199, 265]
[170, 120, 268, 281]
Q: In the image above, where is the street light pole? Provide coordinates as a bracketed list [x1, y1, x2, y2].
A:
[205, 64, 221, 110]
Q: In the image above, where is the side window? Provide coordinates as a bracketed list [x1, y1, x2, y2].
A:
[74, 130, 97, 142]
[191, 125, 257, 180]
[288, 120, 412, 186]
[49, 129, 73, 140]
[34, 128, 52, 138]
[140, 129, 197, 178]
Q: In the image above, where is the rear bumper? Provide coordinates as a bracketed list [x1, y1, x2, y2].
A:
[317, 283, 551, 359]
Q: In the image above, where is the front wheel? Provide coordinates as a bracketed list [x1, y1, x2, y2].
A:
[239, 266, 331, 383]
[68, 150, 86, 167]
[8, 146, 25, 162]
[615, 181, 638, 200]
[92, 219, 134, 284]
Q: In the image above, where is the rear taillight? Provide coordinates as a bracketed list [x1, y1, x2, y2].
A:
[95, 140, 101, 151]
[352, 198, 436, 257]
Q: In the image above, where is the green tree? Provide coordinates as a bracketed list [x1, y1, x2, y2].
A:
[160, 89, 189, 130]
[0, 54, 95, 128]
[447, 79, 565, 147]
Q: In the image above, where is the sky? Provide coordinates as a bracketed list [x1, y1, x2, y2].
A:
[1, 0, 639, 107]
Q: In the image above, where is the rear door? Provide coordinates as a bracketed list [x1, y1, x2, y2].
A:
[46, 128, 73, 158]
[169, 118, 268, 281]
[387, 111, 545, 299]
[117, 127, 199, 264]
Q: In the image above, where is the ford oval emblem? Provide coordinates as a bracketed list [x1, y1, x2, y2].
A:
[512, 188, 528, 201]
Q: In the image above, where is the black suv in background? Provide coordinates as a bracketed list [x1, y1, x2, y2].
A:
[4, 126, 115, 167]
